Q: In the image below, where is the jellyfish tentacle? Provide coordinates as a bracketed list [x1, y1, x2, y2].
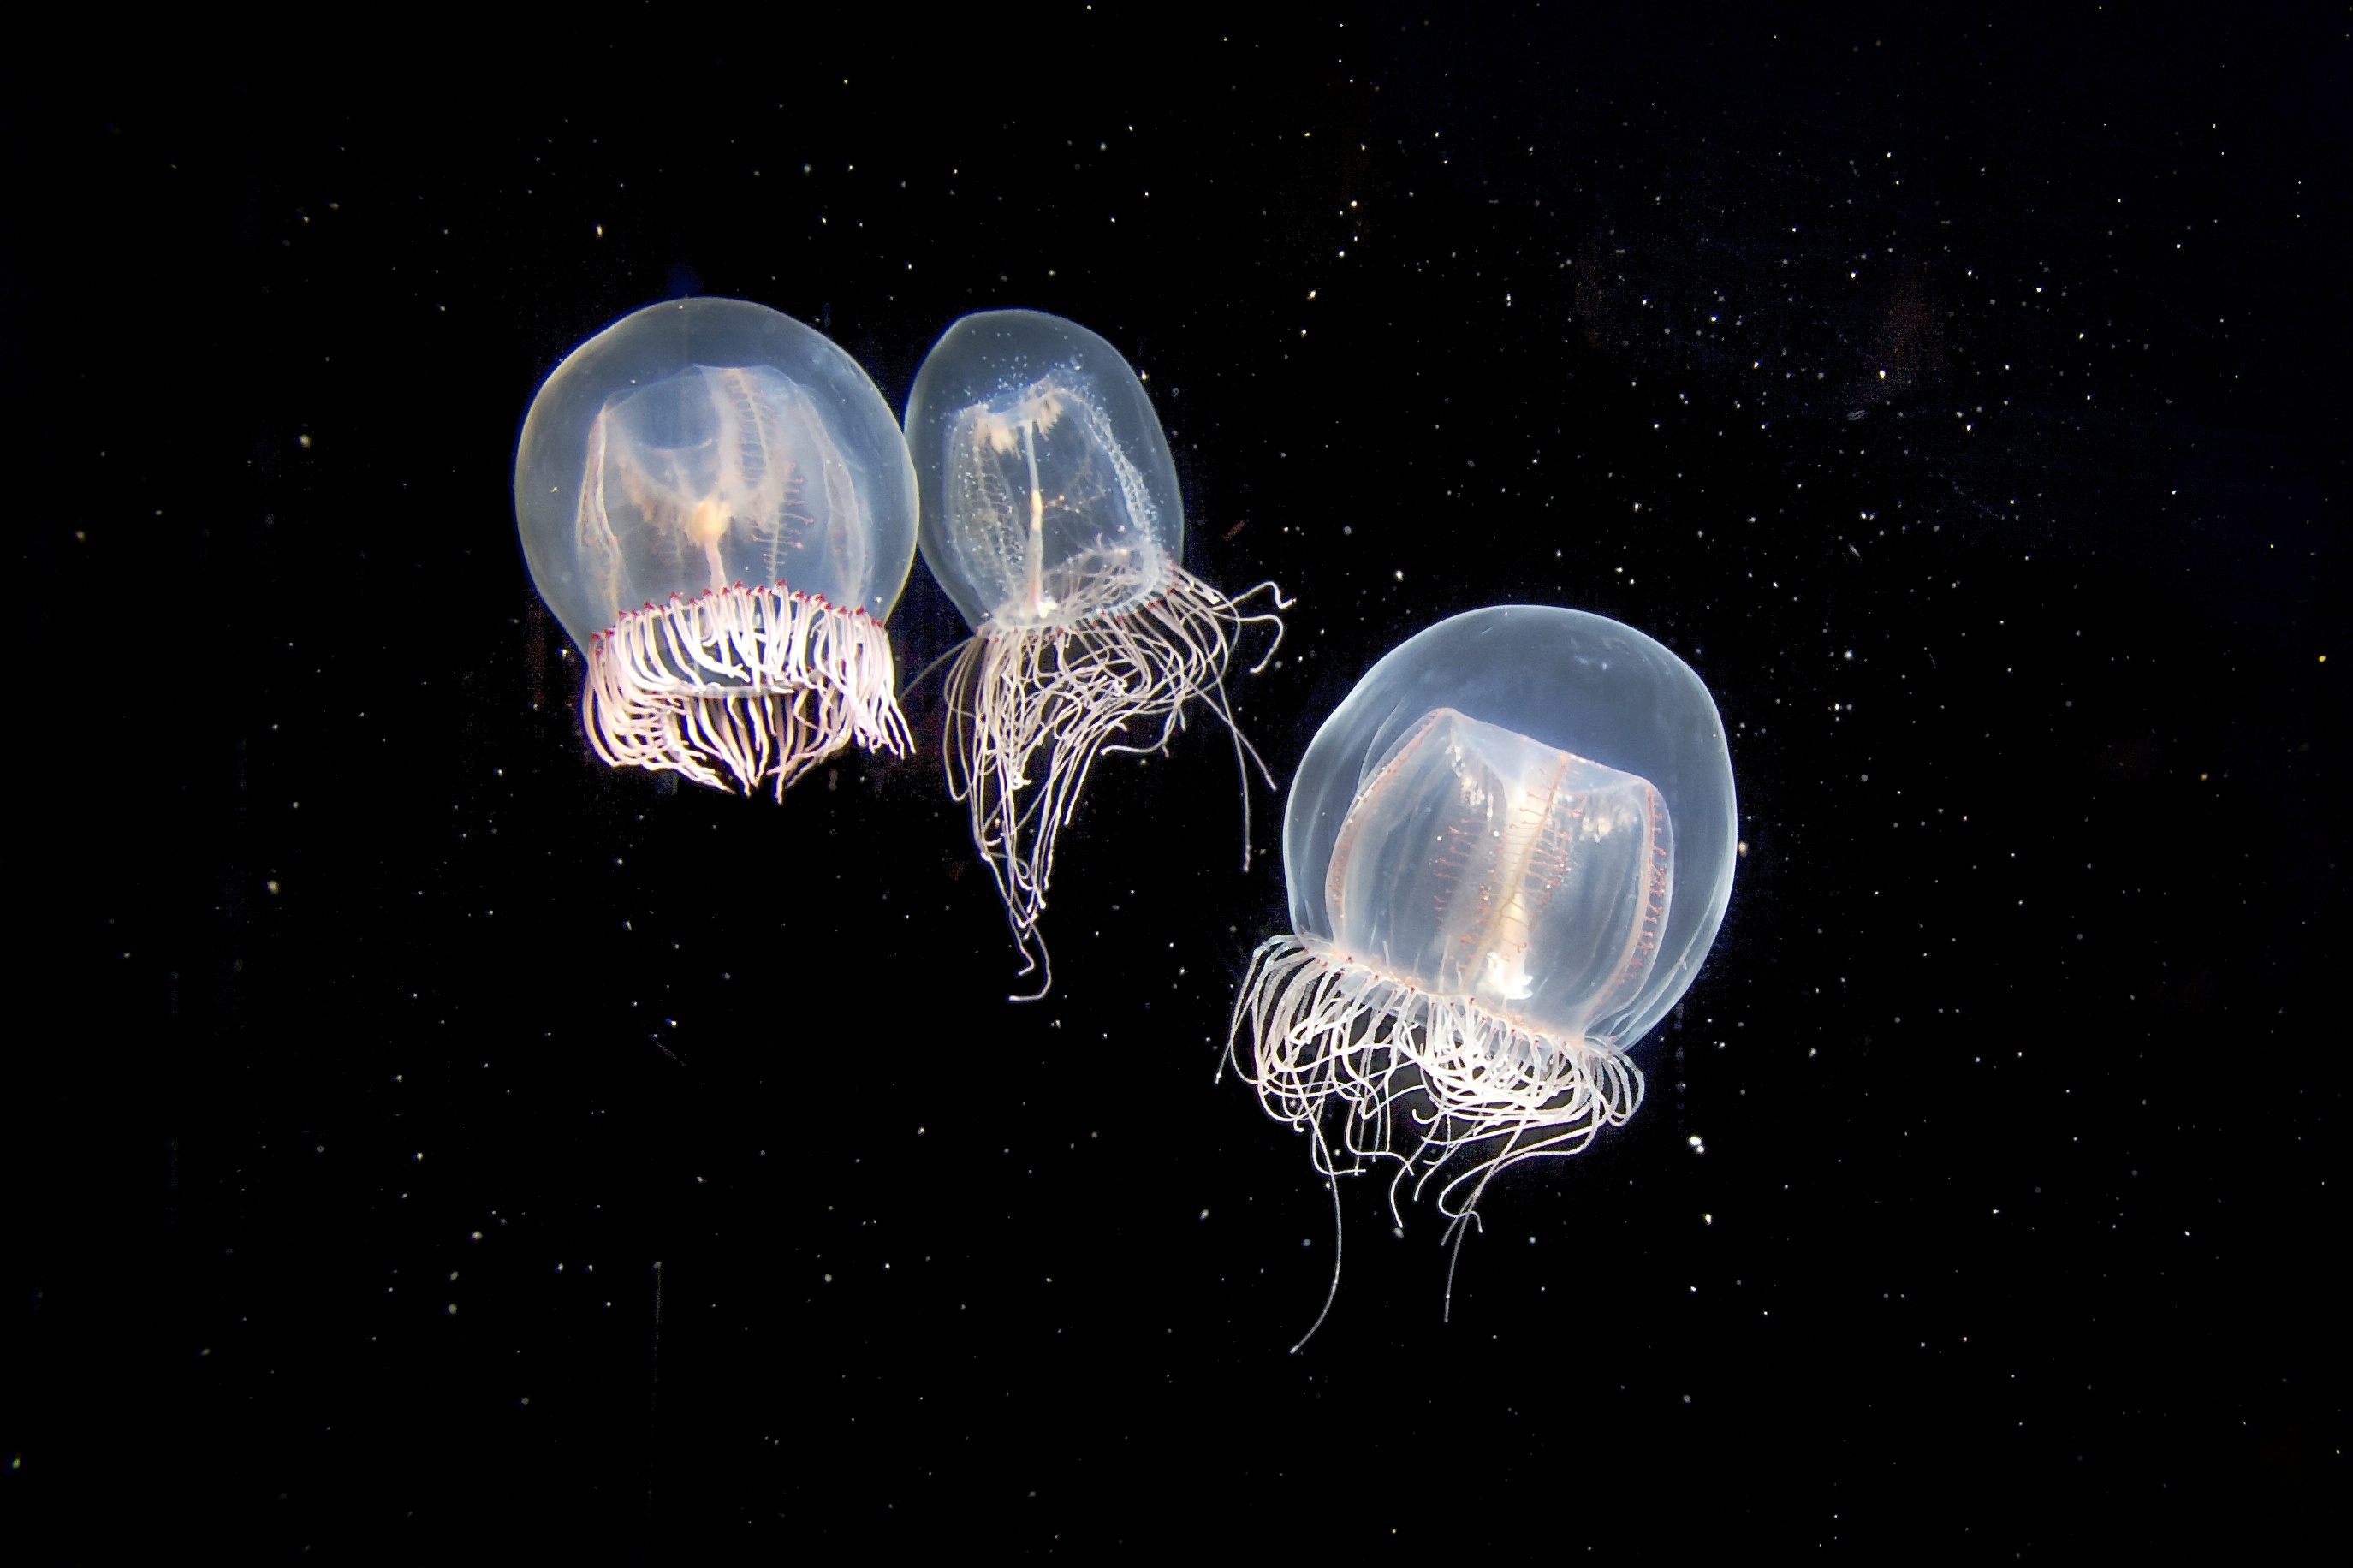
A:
[1227, 935, 1643, 1271]
[585, 585, 910, 798]
[1134, 571, 1288, 872]
[948, 553, 1286, 991]
[1292, 1118, 1346, 1356]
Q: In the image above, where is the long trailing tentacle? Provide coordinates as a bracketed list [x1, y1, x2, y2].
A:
[1225, 934, 1643, 1345]
[584, 584, 911, 800]
[945, 560, 1286, 997]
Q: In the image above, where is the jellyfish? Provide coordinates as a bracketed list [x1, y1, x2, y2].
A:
[1227, 605, 1737, 1340]
[514, 298, 918, 798]
[903, 310, 1287, 993]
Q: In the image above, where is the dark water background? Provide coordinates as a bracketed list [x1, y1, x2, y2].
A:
[6, 6, 2343, 1556]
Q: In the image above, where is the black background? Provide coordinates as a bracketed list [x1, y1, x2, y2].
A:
[5, 5, 2344, 1557]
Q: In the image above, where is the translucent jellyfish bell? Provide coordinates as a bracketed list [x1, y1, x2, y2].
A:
[1228, 606, 1737, 1338]
[514, 299, 918, 798]
[905, 310, 1288, 993]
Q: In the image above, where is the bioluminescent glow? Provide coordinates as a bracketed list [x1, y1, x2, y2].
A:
[1228, 604, 1737, 1345]
[515, 298, 918, 798]
[906, 310, 1286, 995]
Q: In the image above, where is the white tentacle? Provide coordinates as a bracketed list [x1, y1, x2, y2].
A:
[1225, 935, 1644, 1225]
[583, 585, 911, 800]
[944, 560, 1287, 996]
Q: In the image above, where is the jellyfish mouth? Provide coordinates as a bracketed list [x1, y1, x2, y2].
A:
[978, 542, 1167, 633]
[945, 562, 1290, 998]
[583, 582, 910, 799]
[1227, 934, 1644, 1224]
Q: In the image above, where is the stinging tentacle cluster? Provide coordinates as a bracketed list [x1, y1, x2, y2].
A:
[585, 583, 910, 800]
